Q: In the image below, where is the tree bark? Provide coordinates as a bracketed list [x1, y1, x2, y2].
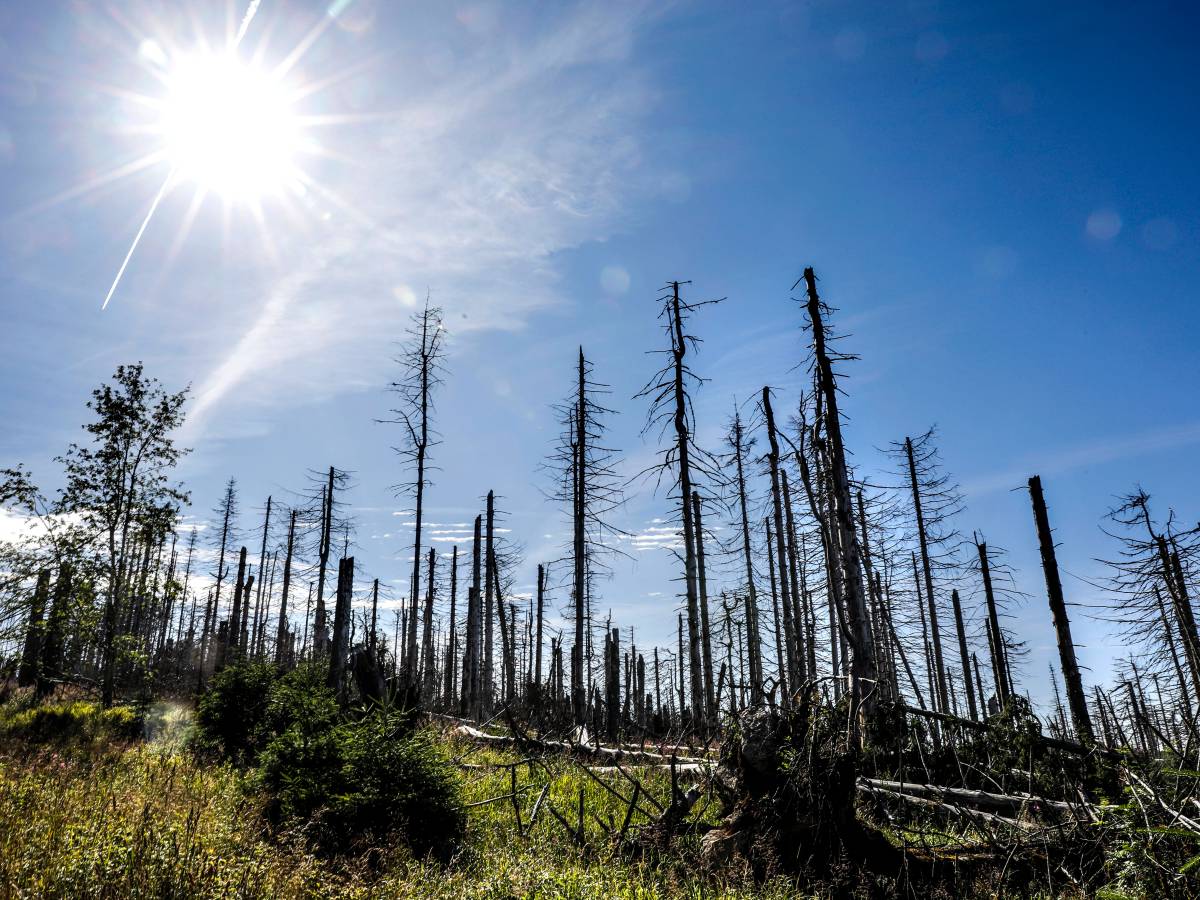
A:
[905, 437, 948, 714]
[731, 413, 765, 702]
[1028, 475, 1094, 745]
[692, 491, 716, 721]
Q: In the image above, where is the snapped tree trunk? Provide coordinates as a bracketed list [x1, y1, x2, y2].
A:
[905, 436, 948, 714]
[1028, 475, 1094, 745]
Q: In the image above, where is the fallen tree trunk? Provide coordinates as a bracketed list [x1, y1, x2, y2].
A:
[452, 724, 709, 766]
[858, 779, 1081, 816]
[900, 704, 1121, 760]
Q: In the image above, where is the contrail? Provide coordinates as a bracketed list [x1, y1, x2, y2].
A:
[101, 169, 173, 310]
[234, 0, 263, 48]
[101, 0, 266, 311]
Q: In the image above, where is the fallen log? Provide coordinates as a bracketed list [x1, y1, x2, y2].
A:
[858, 780, 1039, 833]
[900, 705, 1122, 760]
[452, 724, 709, 766]
[859, 778, 1079, 816]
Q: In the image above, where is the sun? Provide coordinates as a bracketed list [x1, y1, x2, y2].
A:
[158, 51, 302, 200]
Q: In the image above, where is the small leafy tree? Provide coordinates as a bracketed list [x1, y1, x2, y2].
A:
[56, 364, 189, 706]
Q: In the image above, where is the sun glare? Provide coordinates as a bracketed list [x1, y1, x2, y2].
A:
[160, 52, 301, 199]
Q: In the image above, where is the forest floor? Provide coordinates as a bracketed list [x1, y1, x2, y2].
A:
[0, 703, 820, 899]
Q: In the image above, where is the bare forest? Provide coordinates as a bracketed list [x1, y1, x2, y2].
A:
[2, 270, 1198, 898]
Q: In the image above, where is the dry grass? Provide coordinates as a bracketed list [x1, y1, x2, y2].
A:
[0, 722, 803, 899]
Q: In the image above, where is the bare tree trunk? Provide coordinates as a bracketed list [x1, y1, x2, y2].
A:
[491, 547, 516, 706]
[765, 519, 789, 707]
[1155, 586, 1193, 725]
[802, 266, 878, 725]
[914, 554, 937, 722]
[667, 285, 706, 727]
[314, 470, 334, 654]
[949, 589, 978, 721]
[781, 471, 807, 682]
[463, 516, 483, 718]
[677, 612, 686, 724]
[328, 556, 354, 694]
[445, 546, 458, 708]
[221, 547, 248, 669]
[369, 578, 379, 651]
[535, 563, 545, 697]
[858, 494, 895, 695]
[731, 412, 764, 702]
[976, 539, 1011, 704]
[484, 491, 496, 712]
[1028, 475, 1094, 745]
[572, 350, 588, 724]
[254, 495, 272, 657]
[763, 388, 800, 692]
[422, 546, 437, 701]
[1163, 538, 1200, 702]
[605, 628, 620, 739]
[905, 436, 948, 714]
[692, 491, 716, 722]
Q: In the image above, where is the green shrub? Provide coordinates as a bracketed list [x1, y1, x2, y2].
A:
[194, 661, 340, 766]
[97, 704, 144, 741]
[194, 661, 279, 763]
[257, 711, 464, 860]
[262, 661, 339, 740]
[0, 700, 144, 745]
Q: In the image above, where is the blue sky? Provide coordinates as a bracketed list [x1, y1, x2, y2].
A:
[1, 1, 1198, 708]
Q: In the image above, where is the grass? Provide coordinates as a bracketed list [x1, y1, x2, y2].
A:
[0, 712, 805, 899]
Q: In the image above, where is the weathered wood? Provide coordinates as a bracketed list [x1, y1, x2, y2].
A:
[1028, 475, 1095, 745]
[859, 778, 1078, 815]
[905, 435, 947, 714]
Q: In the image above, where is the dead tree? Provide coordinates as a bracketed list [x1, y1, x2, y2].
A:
[1099, 490, 1200, 725]
[201, 479, 238, 681]
[548, 348, 625, 725]
[421, 546, 437, 701]
[311, 469, 335, 655]
[724, 407, 765, 703]
[252, 495, 272, 658]
[949, 588, 977, 720]
[444, 545, 458, 707]
[975, 537, 1012, 704]
[1028, 475, 1095, 745]
[605, 627, 621, 738]
[534, 563, 546, 700]
[219, 547, 248, 670]
[692, 490, 716, 720]
[328, 556, 354, 694]
[462, 515, 483, 718]
[901, 432, 950, 714]
[386, 299, 446, 688]
[762, 387, 802, 691]
[799, 267, 879, 724]
[636, 282, 724, 729]
[274, 510, 297, 664]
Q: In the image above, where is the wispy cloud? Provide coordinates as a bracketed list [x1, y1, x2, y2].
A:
[962, 421, 1200, 497]
[184, 2, 665, 440]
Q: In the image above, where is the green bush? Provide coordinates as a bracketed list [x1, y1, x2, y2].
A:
[196, 663, 461, 860]
[262, 661, 340, 740]
[194, 661, 340, 766]
[194, 661, 279, 763]
[257, 710, 464, 860]
[0, 700, 143, 745]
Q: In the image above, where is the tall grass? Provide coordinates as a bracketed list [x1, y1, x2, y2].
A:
[0, 726, 802, 899]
